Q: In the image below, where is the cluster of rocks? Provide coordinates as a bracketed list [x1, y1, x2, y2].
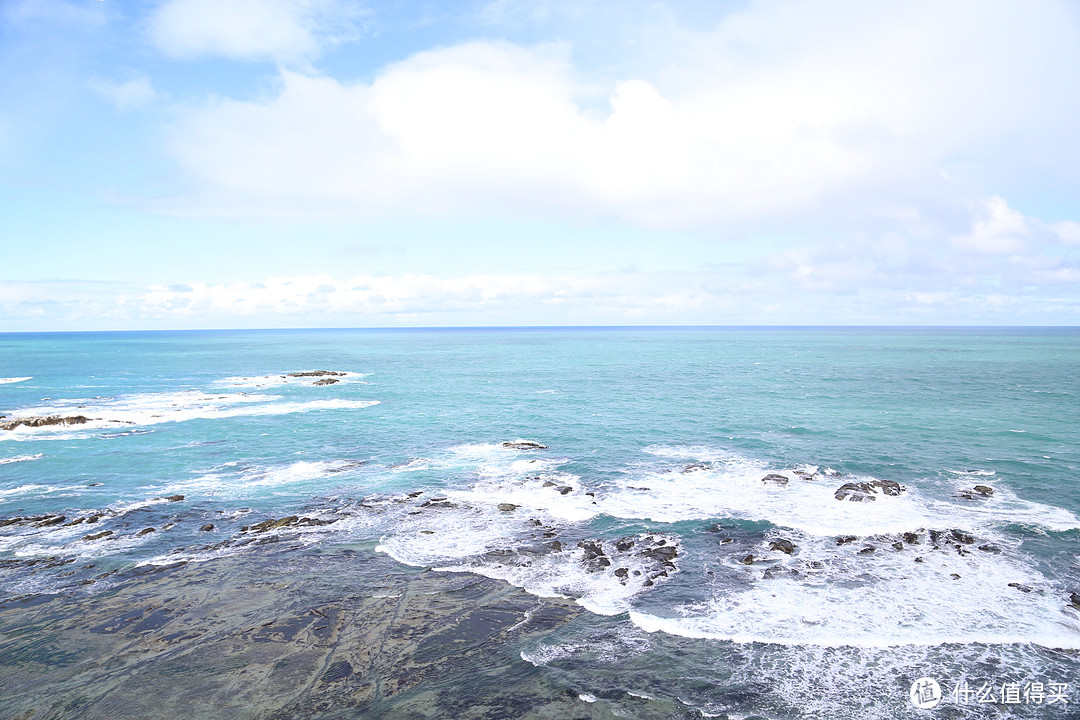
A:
[833, 479, 905, 502]
[1, 415, 91, 431]
[286, 371, 347, 378]
[502, 440, 548, 450]
[955, 485, 995, 500]
[572, 535, 678, 586]
[240, 515, 338, 533]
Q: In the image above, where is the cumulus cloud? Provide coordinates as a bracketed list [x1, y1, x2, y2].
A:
[160, 0, 1080, 231]
[147, 0, 363, 63]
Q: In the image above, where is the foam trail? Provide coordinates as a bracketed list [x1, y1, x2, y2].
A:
[0, 454, 42, 465]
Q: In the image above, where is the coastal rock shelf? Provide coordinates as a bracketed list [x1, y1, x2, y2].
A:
[0, 546, 602, 720]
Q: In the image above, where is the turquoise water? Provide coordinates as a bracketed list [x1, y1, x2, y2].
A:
[2, 327, 1079, 718]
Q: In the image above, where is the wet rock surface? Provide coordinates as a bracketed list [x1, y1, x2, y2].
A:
[0, 546, 594, 720]
[1, 415, 91, 431]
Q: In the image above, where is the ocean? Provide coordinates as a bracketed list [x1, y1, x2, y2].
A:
[1, 327, 1078, 719]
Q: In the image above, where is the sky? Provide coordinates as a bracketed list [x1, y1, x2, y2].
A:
[2, 0, 1080, 330]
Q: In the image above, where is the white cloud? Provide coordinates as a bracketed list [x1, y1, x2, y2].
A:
[161, 0, 1080, 234]
[952, 196, 1031, 255]
[88, 75, 158, 109]
[147, 0, 362, 63]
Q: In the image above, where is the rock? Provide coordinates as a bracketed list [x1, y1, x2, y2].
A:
[643, 545, 678, 564]
[497, 503, 518, 512]
[613, 567, 629, 579]
[740, 554, 755, 565]
[83, 530, 113, 541]
[286, 371, 346, 378]
[86, 514, 102, 524]
[682, 463, 710, 473]
[614, 537, 635, 552]
[761, 473, 789, 486]
[420, 530, 434, 535]
[200, 524, 215, 532]
[769, 539, 795, 555]
[163, 495, 185, 502]
[556, 486, 573, 495]
[950, 529, 975, 545]
[973, 485, 994, 497]
[34, 515, 66, 528]
[501, 441, 548, 450]
[928, 529, 945, 547]
[541, 480, 556, 487]
[915, 556, 925, 563]
[63, 517, 86, 526]
[834, 479, 905, 502]
[978, 544, 1001, 554]
[544, 540, 562, 552]
[1, 415, 91, 431]
[1008, 582, 1032, 593]
[835, 535, 857, 546]
[138, 527, 156, 536]
[808, 560, 825, 570]
[312, 378, 340, 386]
[719, 538, 734, 545]
[902, 532, 919, 544]
[950, 573, 961, 580]
[249, 516, 299, 533]
[578, 541, 605, 559]
[858, 546, 875, 555]
[892, 541, 904, 551]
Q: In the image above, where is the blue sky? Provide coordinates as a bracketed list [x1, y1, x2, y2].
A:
[2, 0, 1080, 330]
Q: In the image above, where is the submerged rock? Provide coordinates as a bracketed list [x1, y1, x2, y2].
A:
[1, 415, 91, 431]
[501, 441, 548, 450]
[83, 530, 113, 541]
[1008, 582, 1032, 593]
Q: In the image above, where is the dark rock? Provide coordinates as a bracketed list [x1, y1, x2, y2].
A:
[643, 545, 678, 564]
[577, 541, 605, 559]
[200, 524, 214, 532]
[86, 514, 102, 523]
[902, 532, 919, 544]
[249, 516, 299, 533]
[834, 479, 905, 502]
[556, 486, 573, 495]
[950, 529, 975, 545]
[682, 463, 710, 473]
[138, 527, 156, 536]
[929, 529, 945, 547]
[34, 515, 66, 528]
[544, 540, 562, 552]
[915, 556, 925, 563]
[761, 473, 789, 486]
[740, 554, 754, 565]
[312, 378, 340, 386]
[858, 546, 875, 555]
[1, 415, 91, 431]
[163, 495, 185, 502]
[719, 538, 734, 545]
[973, 485, 994, 497]
[286, 371, 346, 378]
[978, 544, 1001, 554]
[835, 535, 857, 546]
[407, 491, 424, 498]
[1069, 591, 1080, 609]
[769, 539, 795, 555]
[950, 573, 961, 580]
[63, 517, 86, 526]
[614, 537, 635, 552]
[892, 541, 904, 551]
[83, 530, 113, 541]
[497, 503, 518, 512]
[1008, 582, 1032, 593]
[501, 441, 547, 450]
[613, 567, 629, 579]
[808, 560, 825, 570]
